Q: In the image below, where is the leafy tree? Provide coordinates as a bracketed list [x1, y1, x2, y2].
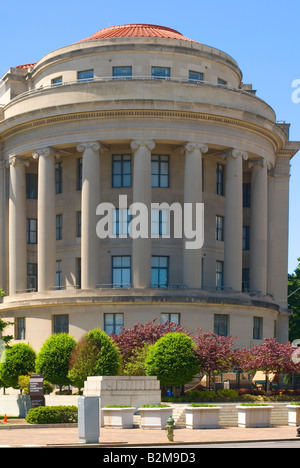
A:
[35, 333, 77, 393]
[68, 328, 121, 391]
[288, 259, 300, 342]
[0, 343, 36, 390]
[145, 332, 200, 393]
[121, 344, 150, 376]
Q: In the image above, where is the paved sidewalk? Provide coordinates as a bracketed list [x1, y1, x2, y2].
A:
[0, 424, 298, 447]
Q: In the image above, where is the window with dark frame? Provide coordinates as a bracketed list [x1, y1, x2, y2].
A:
[112, 155, 131, 188]
[27, 263, 37, 291]
[16, 317, 26, 340]
[53, 314, 69, 334]
[27, 218, 37, 244]
[77, 69, 94, 82]
[104, 313, 124, 335]
[216, 216, 224, 242]
[113, 66, 132, 79]
[56, 214, 63, 240]
[55, 162, 62, 194]
[243, 226, 250, 251]
[151, 155, 169, 188]
[152, 67, 171, 80]
[51, 76, 62, 86]
[216, 164, 225, 196]
[77, 211, 81, 238]
[56, 260, 62, 289]
[242, 268, 250, 292]
[189, 71, 204, 83]
[253, 317, 263, 340]
[151, 256, 169, 288]
[112, 256, 131, 288]
[113, 209, 131, 236]
[77, 158, 82, 190]
[26, 173, 38, 199]
[216, 261, 224, 290]
[243, 183, 251, 208]
[214, 314, 229, 336]
[161, 313, 180, 325]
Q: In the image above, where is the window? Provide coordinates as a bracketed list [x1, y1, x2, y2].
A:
[151, 209, 170, 237]
[27, 263, 37, 291]
[189, 71, 204, 83]
[56, 260, 62, 289]
[214, 314, 229, 336]
[253, 317, 263, 340]
[151, 256, 169, 288]
[77, 211, 81, 238]
[56, 214, 63, 240]
[242, 268, 250, 292]
[112, 256, 131, 288]
[161, 313, 180, 325]
[243, 183, 251, 208]
[76, 258, 81, 289]
[151, 155, 169, 188]
[55, 162, 62, 194]
[218, 78, 228, 87]
[216, 261, 224, 290]
[104, 313, 124, 335]
[113, 66, 132, 79]
[53, 315, 69, 334]
[216, 216, 224, 242]
[216, 164, 225, 196]
[112, 155, 131, 187]
[77, 69, 94, 82]
[26, 173, 38, 199]
[16, 318, 26, 340]
[113, 209, 131, 236]
[51, 76, 62, 86]
[27, 219, 37, 244]
[152, 67, 171, 80]
[243, 226, 250, 251]
[77, 158, 82, 190]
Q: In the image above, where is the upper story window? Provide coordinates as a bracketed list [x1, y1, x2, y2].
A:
[214, 314, 229, 336]
[55, 162, 62, 194]
[152, 67, 171, 80]
[26, 173, 38, 199]
[189, 71, 204, 83]
[53, 314, 69, 334]
[253, 317, 263, 340]
[216, 215, 224, 242]
[216, 261, 224, 290]
[218, 78, 228, 87]
[113, 66, 132, 79]
[112, 155, 131, 187]
[112, 256, 131, 288]
[77, 158, 82, 190]
[243, 226, 250, 251]
[113, 209, 131, 236]
[27, 218, 37, 244]
[77, 69, 94, 82]
[51, 76, 62, 86]
[151, 256, 169, 288]
[216, 164, 225, 196]
[243, 183, 251, 208]
[151, 155, 169, 188]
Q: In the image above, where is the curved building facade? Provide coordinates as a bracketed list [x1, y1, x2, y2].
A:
[0, 24, 298, 350]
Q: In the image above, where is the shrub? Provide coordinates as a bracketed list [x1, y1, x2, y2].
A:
[189, 404, 219, 407]
[141, 404, 170, 408]
[25, 406, 78, 424]
[0, 343, 36, 389]
[216, 389, 239, 401]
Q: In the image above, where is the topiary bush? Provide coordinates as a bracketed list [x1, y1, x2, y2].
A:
[25, 406, 78, 424]
[0, 343, 36, 389]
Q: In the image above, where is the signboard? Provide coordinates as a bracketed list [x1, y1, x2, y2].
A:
[29, 374, 45, 408]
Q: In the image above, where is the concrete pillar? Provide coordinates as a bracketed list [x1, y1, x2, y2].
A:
[77, 142, 101, 289]
[223, 149, 248, 291]
[249, 158, 268, 295]
[183, 142, 208, 288]
[33, 148, 58, 292]
[8, 156, 29, 295]
[131, 140, 155, 288]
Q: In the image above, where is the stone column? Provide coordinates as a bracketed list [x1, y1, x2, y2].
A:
[131, 140, 155, 289]
[183, 142, 208, 288]
[249, 158, 268, 295]
[33, 148, 59, 292]
[77, 142, 101, 289]
[223, 149, 248, 291]
[8, 156, 29, 294]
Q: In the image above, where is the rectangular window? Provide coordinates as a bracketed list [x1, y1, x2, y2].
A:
[112, 256, 131, 288]
[243, 226, 250, 251]
[113, 209, 131, 236]
[218, 78, 228, 87]
[216, 261, 224, 290]
[216, 216, 224, 242]
[56, 260, 62, 289]
[161, 313, 180, 325]
[189, 70, 204, 83]
[242, 268, 250, 292]
[77, 158, 82, 190]
[55, 162, 62, 194]
[112, 155, 131, 188]
[243, 183, 251, 208]
[27, 263, 37, 291]
[253, 317, 263, 340]
[151, 209, 170, 237]
[152, 67, 171, 80]
[151, 256, 169, 288]
[27, 218, 37, 244]
[56, 214, 63, 240]
[151, 155, 169, 188]
[51, 76, 62, 86]
[216, 164, 225, 196]
[214, 314, 229, 336]
[26, 173, 38, 199]
[77, 69, 94, 82]
[16, 318, 26, 340]
[76, 257, 81, 289]
[77, 211, 81, 238]
[53, 314, 69, 334]
[104, 313, 124, 335]
[113, 66, 132, 79]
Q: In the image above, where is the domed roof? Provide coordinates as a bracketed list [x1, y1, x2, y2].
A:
[79, 24, 198, 43]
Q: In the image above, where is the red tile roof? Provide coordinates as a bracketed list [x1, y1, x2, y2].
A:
[79, 24, 198, 43]
[16, 63, 37, 69]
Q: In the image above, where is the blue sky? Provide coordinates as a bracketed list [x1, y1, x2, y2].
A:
[1, 0, 300, 272]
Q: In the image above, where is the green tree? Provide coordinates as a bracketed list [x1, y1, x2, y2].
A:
[288, 259, 300, 342]
[0, 343, 36, 390]
[35, 333, 77, 393]
[145, 332, 199, 393]
[68, 328, 121, 391]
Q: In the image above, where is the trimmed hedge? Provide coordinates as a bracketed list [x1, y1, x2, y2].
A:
[25, 406, 78, 424]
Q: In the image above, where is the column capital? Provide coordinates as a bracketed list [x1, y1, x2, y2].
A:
[131, 140, 155, 152]
[248, 157, 271, 170]
[8, 156, 30, 168]
[76, 141, 104, 153]
[183, 142, 208, 154]
[32, 147, 60, 160]
[223, 148, 248, 161]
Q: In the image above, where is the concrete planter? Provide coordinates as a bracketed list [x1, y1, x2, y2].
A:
[139, 406, 173, 430]
[236, 405, 274, 428]
[287, 405, 300, 426]
[185, 405, 222, 429]
[102, 407, 136, 429]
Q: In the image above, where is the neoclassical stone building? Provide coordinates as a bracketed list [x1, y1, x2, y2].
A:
[0, 24, 298, 350]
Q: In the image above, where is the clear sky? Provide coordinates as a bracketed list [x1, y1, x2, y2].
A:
[1, 0, 300, 272]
